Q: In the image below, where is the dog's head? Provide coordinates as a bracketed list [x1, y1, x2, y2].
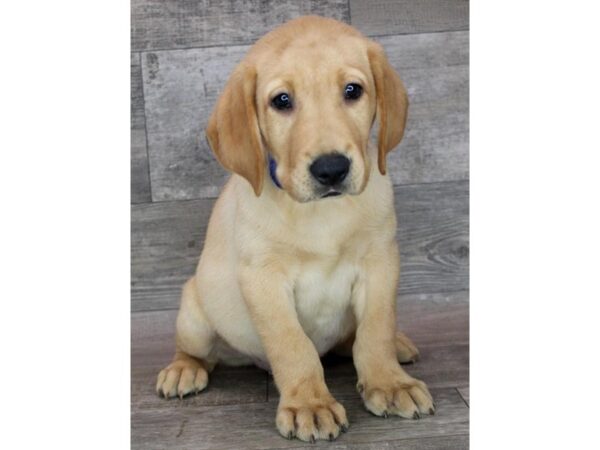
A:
[206, 16, 408, 202]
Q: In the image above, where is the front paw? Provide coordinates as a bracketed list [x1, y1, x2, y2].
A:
[276, 387, 348, 442]
[357, 369, 435, 419]
[156, 359, 208, 399]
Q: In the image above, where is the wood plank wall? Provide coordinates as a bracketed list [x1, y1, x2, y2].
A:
[130, 0, 469, 313]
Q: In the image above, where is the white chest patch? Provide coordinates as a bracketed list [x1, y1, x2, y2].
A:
[294, 262, 358, 355]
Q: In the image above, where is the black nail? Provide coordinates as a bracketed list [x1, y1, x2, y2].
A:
[287, 431, 293, 440]
[310, 435, 316, 444]
[328, 433, 334, 441]
[413, 411, 421, 420]
[341, 424, 349, 433]
[429, 407, 435, 415]
[382, 411, 388, 418]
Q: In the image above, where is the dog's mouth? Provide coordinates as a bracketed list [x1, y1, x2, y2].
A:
[321, 190, 342, 198]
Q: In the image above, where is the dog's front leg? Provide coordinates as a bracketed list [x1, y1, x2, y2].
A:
[352, 242, 436, 419]
[240, 265, 348, 442]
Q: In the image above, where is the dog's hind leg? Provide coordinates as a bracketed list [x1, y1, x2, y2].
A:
[156, 277, 217, 399]
[332, 330, 420, 363]
[394, 330, 420, 363]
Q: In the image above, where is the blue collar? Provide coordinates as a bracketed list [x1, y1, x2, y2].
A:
[268, 154, 282, 189]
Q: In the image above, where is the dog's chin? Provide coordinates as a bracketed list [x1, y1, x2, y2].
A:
[304, 188, 361, 203]
[284, 177, 367, 203]
[284, 188, 344, 203]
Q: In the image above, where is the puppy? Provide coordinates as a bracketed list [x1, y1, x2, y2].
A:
[156, 16, 434, 442]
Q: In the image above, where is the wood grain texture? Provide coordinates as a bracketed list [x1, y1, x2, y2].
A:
[131, 196, 215, 311]
[131, 0, 350, 52]
[133, 364, 268, 410]
[132, 309, 269, 409]
[350, 0, 469, 36]
[131, 53, 147, 131]
[395, 180, 469, 296]
[141, 31, 468, 201]
[131, 180, 468, 312]
[131, 53, 151, 203]
[396, 292, 468, 346]
[141, 45, 244, 200]
[131, 296, 468, 448]
[374, 32, 469, 186]
[268, 435, 469, 450]
[132, 387, 468, 449]
[269, 434, 469, 449]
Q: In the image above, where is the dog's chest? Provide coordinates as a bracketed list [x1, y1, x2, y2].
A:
[293, 261, 358, 355]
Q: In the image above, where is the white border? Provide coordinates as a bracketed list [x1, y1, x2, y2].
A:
[472, 1, 600, 448]
[1, 2, 130, 448]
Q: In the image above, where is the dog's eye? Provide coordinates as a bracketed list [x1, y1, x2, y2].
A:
[344, 83, 363, 101]
[271, 93, 293, 111]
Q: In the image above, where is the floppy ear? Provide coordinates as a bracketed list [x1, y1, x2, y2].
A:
[368, 43, 409, 175]
[206, 62, 265, 196]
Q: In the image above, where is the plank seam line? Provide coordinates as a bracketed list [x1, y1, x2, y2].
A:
[132, 29, 469, 54]
[456, 386, 470, 408]
[136, 51, 154, 202]
[131, 178, 470, 206]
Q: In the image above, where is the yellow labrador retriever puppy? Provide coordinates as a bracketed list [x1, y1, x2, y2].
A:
[156, 15, 434, 442]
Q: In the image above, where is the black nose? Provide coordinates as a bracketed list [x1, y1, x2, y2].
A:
[309, 154, 351, 186]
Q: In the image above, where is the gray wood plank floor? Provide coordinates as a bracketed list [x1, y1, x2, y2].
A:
[131, 1, 469, 448]
[132, 294, 469, 449]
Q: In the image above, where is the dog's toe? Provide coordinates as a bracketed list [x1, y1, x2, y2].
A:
[276, 400, 348, 442]
[360, 375, 434, 419]
[156, 360, 208, 399]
